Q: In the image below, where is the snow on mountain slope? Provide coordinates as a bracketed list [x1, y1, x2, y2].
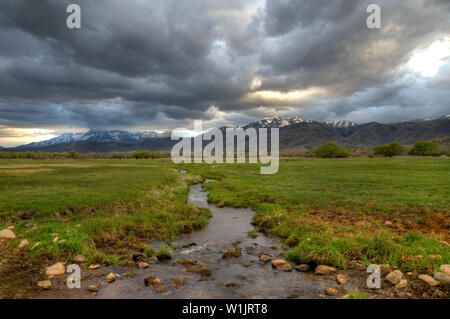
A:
[240, 116, 311, 129]
[325, 120, 358, 128]
[17, 130, 170, 148]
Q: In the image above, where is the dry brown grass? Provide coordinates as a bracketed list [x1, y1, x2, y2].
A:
[0, 169, 52, 174]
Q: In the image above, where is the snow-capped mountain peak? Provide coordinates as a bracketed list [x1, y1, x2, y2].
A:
[325, 120, 357, 128]
[17, 130, 171, 149]
[241, 116, 311, 129]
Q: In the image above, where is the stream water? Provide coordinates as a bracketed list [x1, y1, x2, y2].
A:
[39, 180, 354, 298]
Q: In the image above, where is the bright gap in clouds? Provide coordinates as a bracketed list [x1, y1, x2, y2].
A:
[408, 37, 450, 77]
[0, 128, 57, 147]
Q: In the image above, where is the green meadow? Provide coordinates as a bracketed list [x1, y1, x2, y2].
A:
[181, 157, 449, 273]
[0, 159, 210, 264]
[0, 157, 448, 273]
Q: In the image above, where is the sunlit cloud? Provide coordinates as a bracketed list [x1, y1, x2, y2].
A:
[407, 37, 450, 77]
[244, 87, 325, 103]
[0, 127, 58, 147]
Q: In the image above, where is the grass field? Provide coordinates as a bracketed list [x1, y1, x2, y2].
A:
[0, 159, 210, 264]
[0, 157, 449, 274]
[181, 157, 449, 273]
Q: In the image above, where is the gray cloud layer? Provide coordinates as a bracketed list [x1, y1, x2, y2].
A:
[0, 0, 449, 132]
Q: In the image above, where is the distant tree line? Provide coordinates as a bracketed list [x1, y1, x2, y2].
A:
[294, 140, 448, 158]
[0, 141, 447, 160]
[0, 150, 170, 159]
[372, 141, 447, 157]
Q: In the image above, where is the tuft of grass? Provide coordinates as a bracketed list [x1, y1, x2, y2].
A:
[156, 245, 172, 260]
[222, 247, 242, 258]
[342, 292, 371, 299]
[145, 247, 155, 258]
[186, 264, 212, 277]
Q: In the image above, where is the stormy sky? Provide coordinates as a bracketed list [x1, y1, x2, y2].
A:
[0, 0, 449, 146]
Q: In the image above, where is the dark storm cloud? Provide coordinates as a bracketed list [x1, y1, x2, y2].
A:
[0, 0, 449, 135]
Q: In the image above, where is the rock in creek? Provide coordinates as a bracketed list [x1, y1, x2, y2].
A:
[336, 274, 347, 285]
[259, 254, 271, 263]
[325, 288, 338, 296]
[106, 273, 115, 283]
[271, 260, 292, 272]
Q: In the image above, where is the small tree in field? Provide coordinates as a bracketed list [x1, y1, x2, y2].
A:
[313, 142, 350, 158]
[373, 142, 403, 157]
[408, 141, 441, 156]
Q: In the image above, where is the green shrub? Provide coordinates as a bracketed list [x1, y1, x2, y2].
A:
[372, 142, 404, 157]
[342, 292, 371, 299]
[132, 150, 151, 159]
[66, 151, 79, 158]
[151, 152, 161, 159]
[408, 141, 442, 156]
[313, 142, 350, 158]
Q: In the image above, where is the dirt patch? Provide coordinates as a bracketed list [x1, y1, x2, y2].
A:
[419, 213, 450, 242]
[104, 164, 138, 167]
[0, 163, 94, 169]
[0, 240, 53, 299]
[92, 229, 140, 254]
[0, 169, 52, 174]
[304, 208, 450, 241]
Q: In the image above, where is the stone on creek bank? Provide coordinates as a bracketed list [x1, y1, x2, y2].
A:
[38, 280, 52, 290]
[295, 264, 310, 272]
[73, 255, 86, 263]
[18, 239, 29, 249]
[46, 263, 65, 277]
[434, 271, 450, 284]
[395, 279, 408, 289]
[440, 264, 450, 276]
[418, 274, 439, 287]
[315, 265, 336, 275]
[0, 229, 16, 239]
[385, 270, 404, 285]
[88, 264, 100, 270]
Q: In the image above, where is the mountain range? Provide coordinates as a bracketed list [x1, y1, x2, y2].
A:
[2, 115, 449, 152]
[21, 130, 171, 149]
